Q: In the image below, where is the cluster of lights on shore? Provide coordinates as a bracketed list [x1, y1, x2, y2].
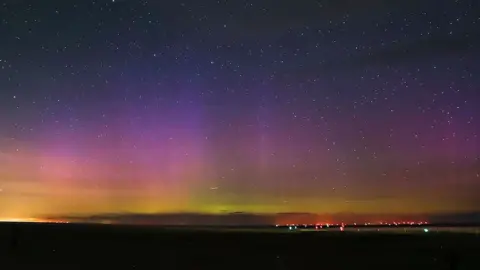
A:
[276, 221, 430, 232]
[0, 218, 69, 224]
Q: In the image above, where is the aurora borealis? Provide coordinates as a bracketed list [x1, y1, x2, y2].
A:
[0, 0, 479, 224]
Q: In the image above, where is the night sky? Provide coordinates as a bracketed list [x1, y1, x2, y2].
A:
[0, 0, 479, 223]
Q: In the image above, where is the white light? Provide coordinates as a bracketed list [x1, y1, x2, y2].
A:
[424, 228, 429, 233]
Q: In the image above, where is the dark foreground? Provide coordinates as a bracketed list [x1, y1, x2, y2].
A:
[1, 223, 479, 269]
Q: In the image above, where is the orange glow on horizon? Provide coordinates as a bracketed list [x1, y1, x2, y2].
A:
[0, 217, 44, 223]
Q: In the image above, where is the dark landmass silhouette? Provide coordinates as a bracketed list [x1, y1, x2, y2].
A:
[46, 211, 480, 226]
